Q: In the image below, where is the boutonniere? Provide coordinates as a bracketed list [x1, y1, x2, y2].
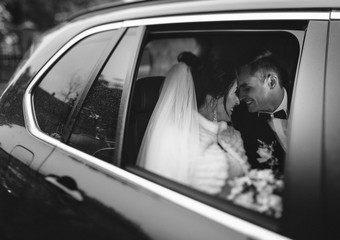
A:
[256, 139, 275, 163]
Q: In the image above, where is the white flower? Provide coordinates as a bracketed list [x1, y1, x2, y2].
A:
[268, 195, 282, 218]
[257, 169, 274, 180]
[233, 191, 254, 209]
[226, 168, 283, 218]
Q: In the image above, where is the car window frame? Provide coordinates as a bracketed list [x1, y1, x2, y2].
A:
[130, 24, 303, 222]
[66, 26, 144, 163]
[126, 26, 303, 231]
[113, 26, 148, 166]
[23, 24, 126, 147]
[61, 28, 127, 142]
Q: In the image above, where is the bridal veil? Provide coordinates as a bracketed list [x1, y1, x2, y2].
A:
[137, 63, 200, 184]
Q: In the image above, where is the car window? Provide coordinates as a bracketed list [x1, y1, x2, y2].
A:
[67, 28, 138, 162]
[33, 30, 116, 140]
[125, 22, 303, 224]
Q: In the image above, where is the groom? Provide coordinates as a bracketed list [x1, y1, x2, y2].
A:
[232, 50, 291, 176]
[190, 50, 290, 194]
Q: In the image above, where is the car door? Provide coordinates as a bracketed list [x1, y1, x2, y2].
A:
[120, 14, 330, 240]
[29, 12, 330, 240]
[120, 13, 312, 240]
[30, 24, 258, 240]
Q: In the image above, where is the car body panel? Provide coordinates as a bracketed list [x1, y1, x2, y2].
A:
[324, 19, 340, 240]
[0, 124, 55, 167]
[39, 146, 256, 240]
[284, 21, 327, 239]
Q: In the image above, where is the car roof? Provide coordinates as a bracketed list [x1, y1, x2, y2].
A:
[24, 0, 338, 81]
[68, 0, 340, 23]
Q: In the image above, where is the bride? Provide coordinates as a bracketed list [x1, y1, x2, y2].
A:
[137, 52, 248, 194]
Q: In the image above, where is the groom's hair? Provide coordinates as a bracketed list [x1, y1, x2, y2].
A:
[236, 50, 286, 88]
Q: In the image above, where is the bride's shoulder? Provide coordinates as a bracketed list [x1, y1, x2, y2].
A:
[228, 125, 241, 135]
[217, 121, 228, 131]
[217, 124, 242, 141]
[198, 114, 218, 131]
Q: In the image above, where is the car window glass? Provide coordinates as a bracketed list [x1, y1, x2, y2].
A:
[33, 31, 116, 140]
[127, 27, 302, 221]
[67, 28, 138, 162]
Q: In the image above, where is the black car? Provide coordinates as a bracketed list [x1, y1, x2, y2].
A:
[0, 0, 340, 239]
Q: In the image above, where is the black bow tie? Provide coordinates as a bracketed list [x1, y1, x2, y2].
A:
[258, 109, 287, 120]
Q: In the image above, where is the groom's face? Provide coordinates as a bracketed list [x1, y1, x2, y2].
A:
[237, 67, 272, 113]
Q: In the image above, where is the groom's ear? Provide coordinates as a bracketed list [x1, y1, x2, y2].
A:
[265, 73, 277, 89]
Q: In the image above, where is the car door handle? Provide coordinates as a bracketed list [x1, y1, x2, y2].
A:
[45, 175, 83, 202]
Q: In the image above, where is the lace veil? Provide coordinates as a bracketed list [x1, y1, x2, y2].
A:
[137, 63, 200, 184]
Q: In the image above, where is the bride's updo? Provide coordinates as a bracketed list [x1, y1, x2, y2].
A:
[178, 51, 236, 110]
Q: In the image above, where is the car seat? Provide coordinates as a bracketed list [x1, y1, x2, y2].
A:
[124, 76, 165, 166]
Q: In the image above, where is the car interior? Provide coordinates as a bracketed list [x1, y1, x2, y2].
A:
[125, 75, 165, 166]
[124, 26, 301, 169]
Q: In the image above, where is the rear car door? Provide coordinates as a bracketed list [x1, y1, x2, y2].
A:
[120, 14, 329, 240]
[26, 11, 331, 240]
[28, 23, 258, 240]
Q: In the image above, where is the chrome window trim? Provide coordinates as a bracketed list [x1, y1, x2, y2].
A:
[23, 22, 123, 146]
[331, 10, 340, 19]
[123, 11, 330, 27]
[114, 26, 147, 166]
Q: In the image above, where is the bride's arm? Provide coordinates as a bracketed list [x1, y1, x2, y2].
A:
[218, 124, 246, 156]
[189, 143, 229, 194]
[217, 124, 249, 178]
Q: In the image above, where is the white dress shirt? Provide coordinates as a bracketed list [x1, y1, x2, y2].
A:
[268, 88, 288, 151]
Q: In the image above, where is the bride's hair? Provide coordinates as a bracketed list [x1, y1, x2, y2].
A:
[178, 51, 237, 114]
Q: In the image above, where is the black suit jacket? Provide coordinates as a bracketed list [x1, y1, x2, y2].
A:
[233, 103, 286, 176]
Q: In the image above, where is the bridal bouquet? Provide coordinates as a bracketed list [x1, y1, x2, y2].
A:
[227, 168, 283, 218]
[218, 128, 284, 218]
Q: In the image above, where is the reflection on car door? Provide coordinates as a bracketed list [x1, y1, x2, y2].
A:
[36, 26, 263, 240]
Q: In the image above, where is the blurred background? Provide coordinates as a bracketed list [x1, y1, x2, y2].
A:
[0, 0, 126, 89]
